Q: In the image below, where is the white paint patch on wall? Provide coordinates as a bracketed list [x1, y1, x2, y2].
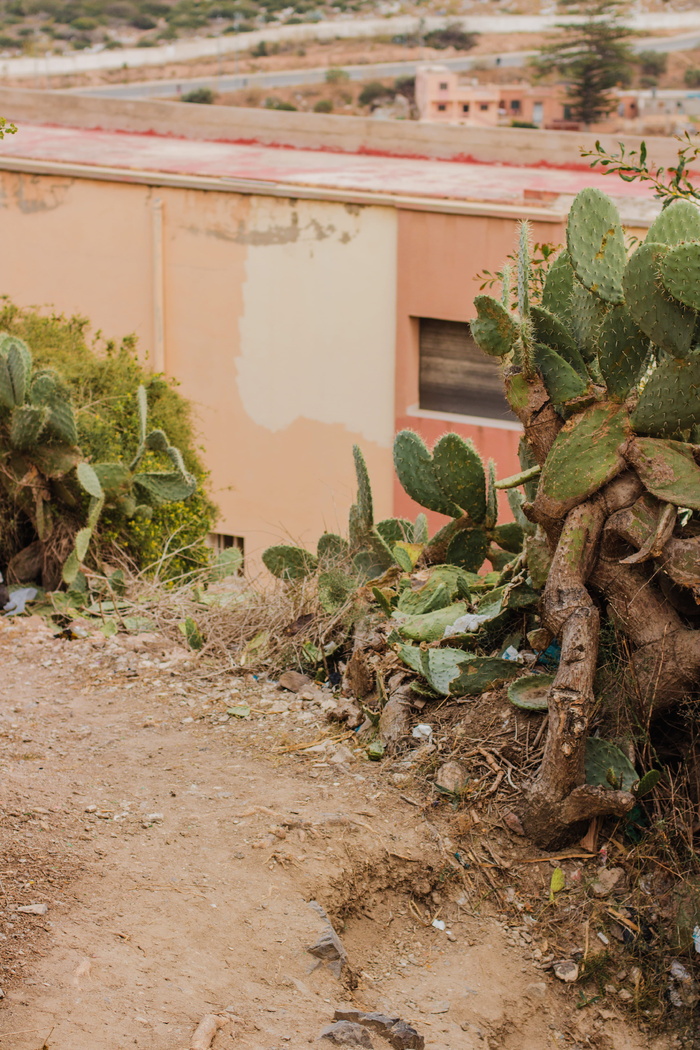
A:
[237, 196, 397, 449]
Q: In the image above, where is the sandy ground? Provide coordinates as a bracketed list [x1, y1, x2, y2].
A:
[0, 616, 675, 1050]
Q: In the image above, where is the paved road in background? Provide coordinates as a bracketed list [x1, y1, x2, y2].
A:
[71, 29, 700, 100]
[6, 10, 700, 80]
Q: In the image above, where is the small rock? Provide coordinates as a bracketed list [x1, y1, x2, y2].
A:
[553, 959, 579, 983]
[318, 1021, 373, 1047]
[328, 699, 363, 728]
[278, 671, 313, 693]
[428, 1001, 450, 1014]
[84, 805, 97, 813]
[145, 813, 164, 823]
[524, 982, 547, 999]
[617, 989, 633, 1002]
[591, 867, 624, 898]
[307, 901, 347, 978]
[503, 810, 526, 836]
[334, 1009, 400, 1033]
[387, 1021, 424, 1050]
[17, 903, 48, 916]
[435, 761, 468, 795]
[329, 745, 355, 766]
[378, 696, 412, 751]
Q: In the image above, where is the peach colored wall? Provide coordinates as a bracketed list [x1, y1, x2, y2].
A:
[394, 208, 566, 531]
[0, 171, 398, 570]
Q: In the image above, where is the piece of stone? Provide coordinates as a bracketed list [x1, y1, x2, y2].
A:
[387, 1020, 424, 1050]
[329, 745, 354, 765]
[17, 903, 48, 916]
[307, 901, 347, 977]
[553, 959, 579, 983]
[524, 982, 547, 999]
[333, 1009, 400, 1033]
[590, 866, 624, 898]
[278, 670, 313, 693]
[378, 696, 412, 750]
[435, 761, 468, 795]
[319, 1021, 373, 1047]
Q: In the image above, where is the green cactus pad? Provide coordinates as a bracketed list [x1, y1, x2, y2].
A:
[597, 305, 651, 402]
[397, 601, 469, 643]
[585, 737, 638, 792]
[446, 528, 489, 572]
[32, 444, 81, 477]
[507, 488, 535, 535]
[524, 534, 553, 590]
[393, 430, 461, 517]
[9, 404, 49, 449]
[318, 569, 356, 613]
[631, 352, 700, 437]
[352, 528, 394, 579]
[449, 655, 520, 697]
[397, 564, 471, 614]
[6, 342, 30, 407]
[76, 461, 105, 498]
[432, 432, 486, 522]
[46, 401, 78, 445]
[566, 188, 626, 303]
[262, 544, 318, 580]
[94, 462, 132, 497]
[507, 673, 553, 711]
[534, 342, 590, 404]
[541, 251, 575, 323]
[353, 444, 373, 532]
[375, 517, 413, 545]
[470, 295, 519, 357]
[646, 198, 700, 246]
[316, 532, 350, 566]
[539, 403, 630, 505]
[530, 305, 588, 376]
[137, 384, 148, 444]
[659, 241, 700, 312]
[569, 278, 608, 359]
[145, 429, 170, 452]
[623, 241, 696, 358]
[485, 458, 498, 530]
[134, 471, 197, 502]
[626, 437, 700, 511]
[491, 522, 525, 553]
[413, 513, 429, 544]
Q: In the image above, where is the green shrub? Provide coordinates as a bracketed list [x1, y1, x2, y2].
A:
[251, 39, 267, 56]
[313, 98, 333, 113]
[424, 24, 478, 51]
[358, 80, 391, 108]
[130, 12, 157, 28]
[264, 97, 296, 110]
[182, 86, 216, 103]
[325, 66, 349, 83]
[685, 67, 700, 88]
[636, 49, 667, 77]
[0, 303, 217, 580]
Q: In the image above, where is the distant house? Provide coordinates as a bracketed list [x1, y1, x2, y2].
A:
[415, 65, 698, 135]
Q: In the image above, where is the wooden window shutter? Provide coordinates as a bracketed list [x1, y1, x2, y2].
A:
[418, 317, 515, 422]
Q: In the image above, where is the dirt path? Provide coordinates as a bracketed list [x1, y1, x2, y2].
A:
[0, 618, 673, 1050]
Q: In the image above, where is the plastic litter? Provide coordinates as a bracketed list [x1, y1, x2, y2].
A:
[693, 926, 700, 954]
[4, 587, 38, 616]
[501, 645, 522, 662]
[443, 612, 491, 638]
[412, 724, 433, 743]
[431, 918, 446, 931]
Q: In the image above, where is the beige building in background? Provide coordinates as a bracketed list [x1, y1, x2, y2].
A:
[0, 89, 664, 571]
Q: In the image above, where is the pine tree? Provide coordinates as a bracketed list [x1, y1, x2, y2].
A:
[535, 0, 635, 128]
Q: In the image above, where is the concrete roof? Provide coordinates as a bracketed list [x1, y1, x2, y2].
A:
[0, 121, 659, 222]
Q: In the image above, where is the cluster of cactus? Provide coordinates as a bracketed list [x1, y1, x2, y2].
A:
[393, 429, 532, 572]
[263, 442, 538, 694]
[64, 384, 197, 584]
[0, 333, 197, 588]
[471, 190, 700, 525]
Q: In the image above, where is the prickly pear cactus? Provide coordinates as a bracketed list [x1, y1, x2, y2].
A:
[464, 193, 700, 848]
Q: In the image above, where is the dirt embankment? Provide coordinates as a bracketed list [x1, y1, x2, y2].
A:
[0, 616, 677, 1049]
